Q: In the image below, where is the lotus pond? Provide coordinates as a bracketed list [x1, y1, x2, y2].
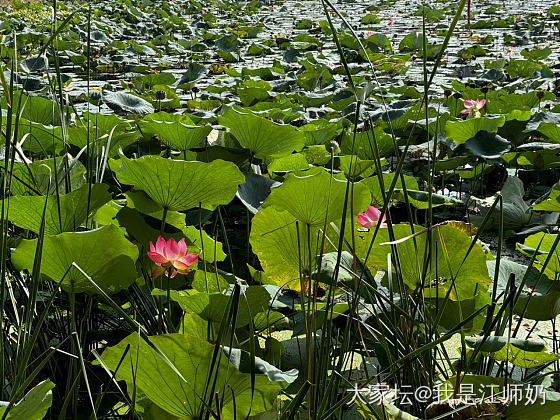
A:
[1, 0, 560, 418]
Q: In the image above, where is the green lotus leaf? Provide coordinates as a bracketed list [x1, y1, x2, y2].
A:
[177, 62, 207, 87]
[4, 183, 111, 235]
[398, 31, 426, 51]
[236, 172, 280, 215]
[67, 113, 137, 158]
[361, 173, 418, 208]
[11, 225, 138, 294]
[2, 154, 86, 196]
[533, 182, 560, 212]
[520, 232, 560, 276]
[355, 223, 491, 300]
[102, 91, 155, 115]
[338, 155, 375, 178]
[488, 259, 560, 320]
[490, 344, 560, 369]
[250, 206, 326, 290]
[464, 130, 511, 159]
[138, 118, 211, 151]
[1, 116, 64, 155]
[393, 189, 462, 209]
[219, 107, 305, 158]
[1, 93, 61, 126]
[116, 206, 225, 263]
[445, 115, 506, 144]
[526, 112, 560, 143]
[267, 153, 310, 173]
[262, 167, 371, 226]
[152, 286, 270, 327]
[0, 379, 55, 420]
[109, 154, 244, 211]
[466, 335, 546, 353]
[96, 332, 283, 419]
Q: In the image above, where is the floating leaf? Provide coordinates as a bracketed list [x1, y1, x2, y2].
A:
[102, 91, 155, 115]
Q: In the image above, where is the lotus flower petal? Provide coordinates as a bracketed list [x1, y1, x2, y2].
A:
[147, 236, 199, 278]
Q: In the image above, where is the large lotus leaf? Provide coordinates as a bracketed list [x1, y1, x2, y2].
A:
[526, 112, 560, 143]
[124, 190, 186, 228]
[464, 130, 511, 159]
[4, 183, 111, 235]
[177, 62, 207, 87]
[138, 119, 211, 151]
[487, 259, 560, 321]
[11, 225, 138, 294]
[485, 91, 555, 114]
[262, 167, 371, 226]
[116, 206, 225, 263]
[466, 335, 546, 353]
[219, 107, 305, 158]
[223, 346, 298, 383]
[102, 91, 154, 115]
[97, 332, 283, 419]
[1, 93, 61, 126]
[533, 182, 560, 212]
[68, 113, 135, 156]
[338, 155, 378, 179]
[362, 173, 418, 208]
[2, 155, 86, 196]
[236, 172, 281, 214]
[521, 232, 560, 276]
[0, 379, 54, 420]
[445, 115, 506, 144]
[20, 55, 48, 73]
[1, 116, 64, 155]
[468, 176, 535, 230]
[340, 127, 394, 160]
[313, 251, 376, 287]
[425, 291, 492, 333]
[398, 31, 426, 51]
[393, 189, 462, 209]
[355, 223, 491, 300]
[516, 143, 560, 170]
[490, 344, 560, 369]
[152, 286, 270, 328]
[109, 154, 244, 211]
[250, 206, 330, 290]
[267, 153, 310, 173]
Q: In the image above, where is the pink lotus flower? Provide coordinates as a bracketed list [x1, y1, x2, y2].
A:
[387, 19, 395, 25]
[147, 236, 199, 278]
[357, 206, 386, 229]
[366, 31, 374, 38]
[461, 99, 486, 119]
[201, 9, 207, 14]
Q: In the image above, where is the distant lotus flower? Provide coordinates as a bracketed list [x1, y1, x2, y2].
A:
[357, 206, 386, 229]
[505, 46, 514, 55]
[387, 19, 394, 25]
[461, 99, 486, 119]
[147, 236, 199, 278]
[201, 9, 207, 14]
[366, 31, 374, 38]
